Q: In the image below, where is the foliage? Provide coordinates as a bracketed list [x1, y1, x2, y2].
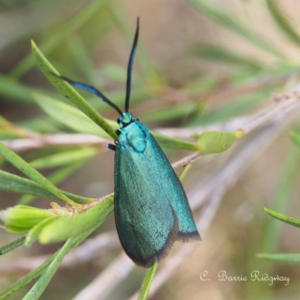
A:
[1, 0, 300, 299]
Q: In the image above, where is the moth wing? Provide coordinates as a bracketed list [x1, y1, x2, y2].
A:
[148, 134, 201, 242]
[115, 140, 177, 267]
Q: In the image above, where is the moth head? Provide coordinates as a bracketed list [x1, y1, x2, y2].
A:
[118, 112, 135, 128]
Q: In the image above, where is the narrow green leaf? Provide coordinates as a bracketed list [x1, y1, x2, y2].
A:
[138, 262, 158, 300]
[264, 208, 300, 228]
[192, 43, 263, 70]
[257, 252, 300, 264]
[39, 195, 114, 244]
[0, 142, 81, 208]
[0, 237, 26, 255]
[29, 147, 98, 169]
[259, 142, 300, 295]
[33, 93, 116, 138]
[266, 0, 300, 47]
[31, 40, 118, 140]
[188, 0, 285, 59]
[18, 159, 92, 205]
[22, 238, 74, 300]
[0, 170, 95, 204]
[262, 143, 300, 253]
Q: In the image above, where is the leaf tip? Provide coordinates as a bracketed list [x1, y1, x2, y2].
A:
[31, 40, 36, 49]
[24, 237, 32, 247]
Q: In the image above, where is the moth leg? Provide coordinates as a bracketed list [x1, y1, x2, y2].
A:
[115, 129, 121, 136]
[106, 144, 116, 151]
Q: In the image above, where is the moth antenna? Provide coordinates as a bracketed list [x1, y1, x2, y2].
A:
[51, 72, 123, 115]
[125, 17, 139, 112]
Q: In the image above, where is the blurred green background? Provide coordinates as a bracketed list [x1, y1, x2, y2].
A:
[1, 0, 300, 299]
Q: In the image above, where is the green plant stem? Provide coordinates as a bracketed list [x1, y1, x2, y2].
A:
[137, 262, 158, 300]
[31, 41, 118, 140]
[0, 237, 26, 255]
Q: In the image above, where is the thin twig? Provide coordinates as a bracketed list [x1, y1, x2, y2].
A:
[171, 152, 201, 169]
[81, 193, 114, 211]
[2, 133, 110, 152]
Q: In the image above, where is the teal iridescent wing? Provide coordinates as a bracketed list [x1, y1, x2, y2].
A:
[147, 134, 200, 242]
[114, 122, 200, 267]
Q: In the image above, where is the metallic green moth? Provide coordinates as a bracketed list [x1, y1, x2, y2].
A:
[54, 18, 200, 268]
